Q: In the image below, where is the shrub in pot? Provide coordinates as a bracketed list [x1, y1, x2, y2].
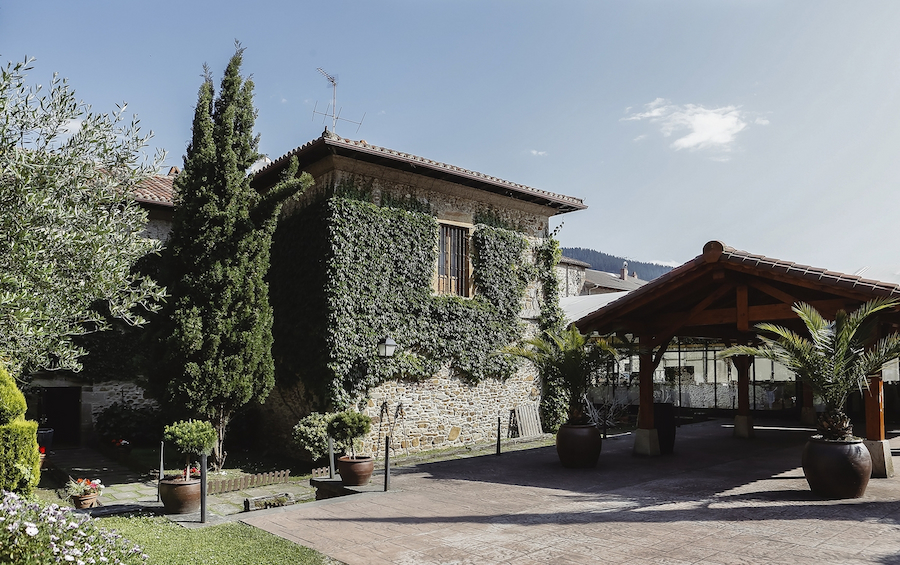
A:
[723, 298, 900, 498]
[159, 419, 217, 513]
[292, 412, 349, 462]
[327, 411, 373, 486]
[507, 325, 618, 468]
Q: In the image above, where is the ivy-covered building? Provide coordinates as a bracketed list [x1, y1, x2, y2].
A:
[251, 131, 586, 454]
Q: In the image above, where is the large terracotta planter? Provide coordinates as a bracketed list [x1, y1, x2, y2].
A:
[158, 477, 202, 514]
[337, 456, 375, 486]
[71, 493, 99, 509]
[801, 436, 872, 499]
[555, 424, 602, 468]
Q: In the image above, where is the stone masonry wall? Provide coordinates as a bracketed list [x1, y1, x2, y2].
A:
[360, 361, 541, 457]
[81, 380, 159, 423]
[555, 263, 586, 298]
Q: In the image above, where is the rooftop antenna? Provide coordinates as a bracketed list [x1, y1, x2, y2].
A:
[312, 67, 365, 135]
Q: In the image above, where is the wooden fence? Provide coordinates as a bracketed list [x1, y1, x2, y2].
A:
[206, 470, 291, 495]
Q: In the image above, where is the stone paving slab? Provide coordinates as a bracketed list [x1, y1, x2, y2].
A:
[242, 420, 900, 565]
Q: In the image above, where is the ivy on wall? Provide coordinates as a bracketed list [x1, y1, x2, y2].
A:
[270, 192, 538, 410]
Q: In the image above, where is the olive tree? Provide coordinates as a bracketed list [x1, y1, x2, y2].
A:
[0, 57, 166, 378]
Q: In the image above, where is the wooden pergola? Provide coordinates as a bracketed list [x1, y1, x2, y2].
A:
[573, 241, 900, 477]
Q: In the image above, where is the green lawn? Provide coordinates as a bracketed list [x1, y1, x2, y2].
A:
[99, 514, 339, 565]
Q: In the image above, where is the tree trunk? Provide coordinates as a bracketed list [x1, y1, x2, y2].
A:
[211, 412, 229, 471]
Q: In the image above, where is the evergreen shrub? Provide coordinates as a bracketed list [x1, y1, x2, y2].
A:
[0, 365, 39, 494]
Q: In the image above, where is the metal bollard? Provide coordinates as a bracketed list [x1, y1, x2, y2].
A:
[200, 453, 207, 524]
[328, 436, 335, 479]
[496, 416, 501, 455]
[158, 441, 164, 502]
[384, 435, 391, 492]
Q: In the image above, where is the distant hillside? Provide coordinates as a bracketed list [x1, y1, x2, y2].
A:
[562, 247, 673, 281]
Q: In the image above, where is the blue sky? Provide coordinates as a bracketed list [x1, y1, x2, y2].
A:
[4, 1, 900, 280]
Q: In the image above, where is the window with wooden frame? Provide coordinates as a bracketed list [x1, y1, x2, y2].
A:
[436, 223, 472, 297]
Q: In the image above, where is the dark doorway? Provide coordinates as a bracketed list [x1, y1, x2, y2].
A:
[41, 387, 82, 446]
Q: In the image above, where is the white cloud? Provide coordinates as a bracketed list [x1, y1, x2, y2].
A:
[633, 134, 647, 142]
[58, 119, 83, 137]
[623, 99, 761, 155]
[530, 150, 547, 157]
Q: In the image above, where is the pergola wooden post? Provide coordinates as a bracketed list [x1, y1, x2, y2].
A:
[633, 336, 670, 456]
[865, 372, 894, 477]
[730, 355, 754, 438]
[800, 378, 816, 426]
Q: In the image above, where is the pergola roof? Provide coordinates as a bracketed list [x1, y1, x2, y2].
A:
[573, 240, 900, 344]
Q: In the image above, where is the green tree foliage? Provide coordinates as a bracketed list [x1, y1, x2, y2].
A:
[326, 411, 371, 459]
[0, 58, 165, 377]
[506, 326, 618, 432]
[723, 298, 900, 440]
[155, 45, 312, 470]
[0, 365, 39, 494]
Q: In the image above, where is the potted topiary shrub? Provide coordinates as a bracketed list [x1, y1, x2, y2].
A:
[327, 411, 373, 486]
[159, 419, 217, 514]
[723, 298, 900, 499]
[292, 412, 349, 463]
[507, 325, 618, 468]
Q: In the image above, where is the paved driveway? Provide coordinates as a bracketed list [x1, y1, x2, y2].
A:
[243, 420, 900, 565]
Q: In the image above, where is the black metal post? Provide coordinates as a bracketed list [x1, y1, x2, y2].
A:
[200, 454, 207, 523]
[328, 436, 335, 479]
[496, 416, 501, 455]
[158, 441, 164, 502]
[384, 435, 391, 492]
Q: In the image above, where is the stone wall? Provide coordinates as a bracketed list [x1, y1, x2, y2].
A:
[359, 363, 541, 456]
[283, 159, 553, 239]
[81, 380, 159, 423]
[555, 263, 586, 298]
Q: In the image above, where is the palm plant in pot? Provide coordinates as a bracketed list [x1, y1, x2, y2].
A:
[327, 410, 373, 486]
[722, 298, 900, 498]
[507, 325, 618, 468]
[159, 419, 217, 513]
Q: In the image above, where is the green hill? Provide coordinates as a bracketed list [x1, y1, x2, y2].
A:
[562, 247, 673, 281]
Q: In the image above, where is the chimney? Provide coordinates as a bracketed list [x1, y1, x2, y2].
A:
[620, 261, 628, 281]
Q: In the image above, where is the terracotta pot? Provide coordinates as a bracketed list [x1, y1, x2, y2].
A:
[71, 492, 99, 509]
[801, 436, 872, 499]
[555, 424, 602, 468]
[158, 478, 202, 514]
[337, 456, 375, 486]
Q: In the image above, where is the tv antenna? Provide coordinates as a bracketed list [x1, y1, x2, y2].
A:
[312, 67, 365, 135]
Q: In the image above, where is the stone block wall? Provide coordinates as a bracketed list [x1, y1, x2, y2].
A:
[359, 363, 541, 456]
[555, 263, 586, 298]
[81, 381, 159, 423]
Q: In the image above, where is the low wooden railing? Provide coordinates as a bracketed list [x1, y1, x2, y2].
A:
[206, 470, 291, 494]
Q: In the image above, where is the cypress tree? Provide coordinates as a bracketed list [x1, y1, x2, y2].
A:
[157, 44, 312, 469]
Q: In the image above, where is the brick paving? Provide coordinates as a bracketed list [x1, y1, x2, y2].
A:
[242, 420, 900, 565]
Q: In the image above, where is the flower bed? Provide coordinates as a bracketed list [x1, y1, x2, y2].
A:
[0, 490, 147, 564]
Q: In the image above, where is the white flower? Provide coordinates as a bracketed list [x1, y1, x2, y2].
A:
[25, 523, 38, 536]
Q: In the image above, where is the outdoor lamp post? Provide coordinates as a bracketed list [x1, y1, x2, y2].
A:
[377, 337, 397, 358]
[376, 336, 397, 490]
